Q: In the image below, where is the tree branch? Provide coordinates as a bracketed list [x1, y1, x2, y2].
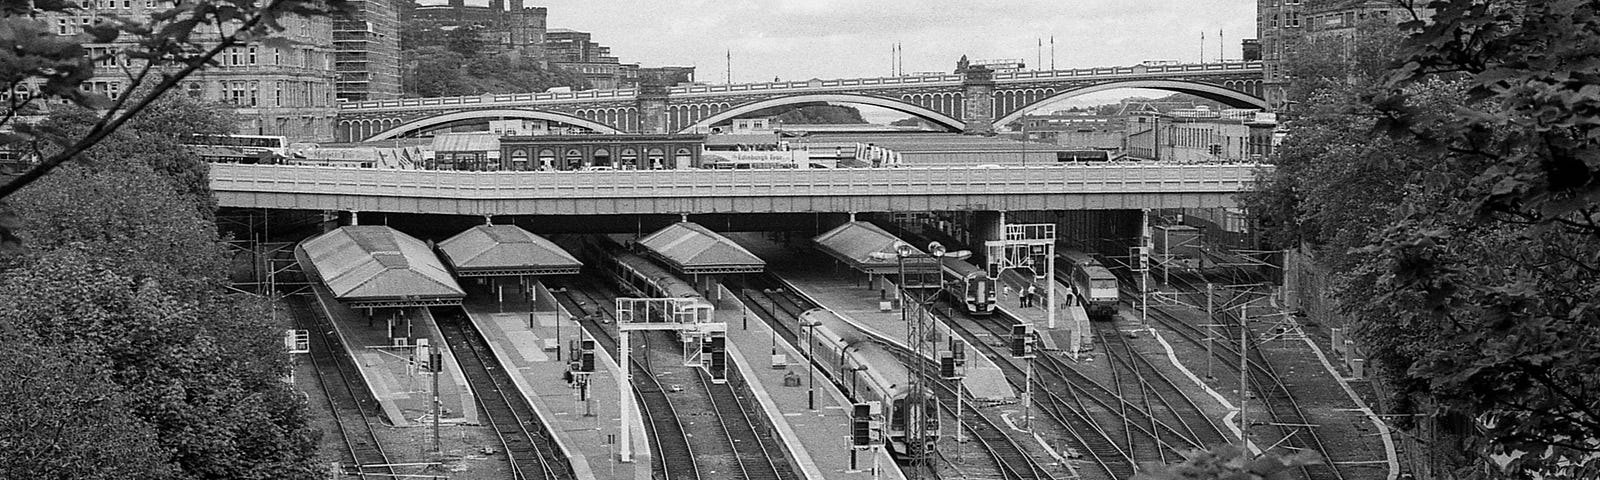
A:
[0, 0, 289, 200]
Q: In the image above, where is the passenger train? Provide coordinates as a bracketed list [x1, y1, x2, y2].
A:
[940, 257, 996, 315]
[602, 248, 714, 324]
[800, 309, 940, 461]
[1060, 249, 1119, 320]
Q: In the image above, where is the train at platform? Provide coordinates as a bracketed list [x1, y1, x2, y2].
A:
[940, 257, 996, 315]
[601, 248, 715, 324]
[800, 309, 940, 461]
[1061, 249, 1119, 320]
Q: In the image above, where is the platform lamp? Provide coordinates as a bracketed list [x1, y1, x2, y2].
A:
[894, 240, 949, 477]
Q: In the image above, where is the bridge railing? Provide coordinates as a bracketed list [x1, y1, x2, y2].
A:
[335, 61, 1263, 111]
[210, 163, 1266, 198]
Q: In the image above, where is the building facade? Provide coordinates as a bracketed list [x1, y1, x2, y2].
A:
[1126, 109, 1275, 162]
[335, 0, 402, 101]
[407, 0, 547, 56]
[43, 5, 339, 141]
[499, 134, 705, 171]
[1258, 0, 1423, 108]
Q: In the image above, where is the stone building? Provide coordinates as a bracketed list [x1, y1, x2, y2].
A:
[407, 0, 547, 56]
[1125, 108, 1276, 162]
[1257, 0, 1423, 109]
[41, 4, 339, 141]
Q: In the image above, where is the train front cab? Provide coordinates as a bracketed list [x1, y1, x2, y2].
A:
[962, 272, 996, 315]
[886, 391, 941, 462]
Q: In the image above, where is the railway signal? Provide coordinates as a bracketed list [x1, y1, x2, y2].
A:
[706, 334, 727, 382]
[939, 351, 958, 379]
[1010, 324, 1035, 358]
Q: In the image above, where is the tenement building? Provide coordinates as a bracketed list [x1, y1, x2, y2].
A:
[1257, 0, 1424, 108]
[43, 3, 339, 141]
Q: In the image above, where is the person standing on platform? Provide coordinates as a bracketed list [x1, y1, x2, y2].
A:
[1003, 284, 1014, 303]
[1026, 284, 1038, 308]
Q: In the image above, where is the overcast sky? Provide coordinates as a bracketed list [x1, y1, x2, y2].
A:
[432, 0, 1257, 82]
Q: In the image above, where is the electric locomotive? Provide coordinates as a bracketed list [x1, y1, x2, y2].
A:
[1061, 249, 1119, 320]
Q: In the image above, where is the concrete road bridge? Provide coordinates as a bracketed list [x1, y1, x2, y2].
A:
[209, 162, 1265, 216]
[337, 61, 1264, 142]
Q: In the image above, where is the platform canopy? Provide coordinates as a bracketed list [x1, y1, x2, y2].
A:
[637, 222, 765, 274]
[812, 221, 921, 275]
[297, 226, 465, 308]
[438, 225, 583, 277]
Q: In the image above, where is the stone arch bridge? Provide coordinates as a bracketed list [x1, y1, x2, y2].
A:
[337, 61, 1264, 142]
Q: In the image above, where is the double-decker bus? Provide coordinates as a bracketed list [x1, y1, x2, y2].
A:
[183, 134, 287, 163]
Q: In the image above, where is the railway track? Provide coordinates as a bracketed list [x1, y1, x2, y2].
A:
[1096, 324, 1232, 449]
[432, 307, 573, 480]
[734, 274, 1057, 480]
[289, 296, 396, 479]
[1115, 267, 1345, 480]
[555, 270, 796, 480]
[551, 278, 699, 480]
[938, 308, 1132, 480]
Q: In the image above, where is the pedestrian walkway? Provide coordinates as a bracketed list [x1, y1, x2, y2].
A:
[461, 282, 649, 480]
[305, 278, 477, 427]
[712, 286, 906, 480]
[993, 269, 1093, 355]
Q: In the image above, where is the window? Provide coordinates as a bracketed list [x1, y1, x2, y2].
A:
[248, 46, 256, 65]
[274, 81, 282, 107]
[56, 18, 70, 35]
[273, 48, 281, 65]
[248, 81, 258, 107]
[510, 149, 529, 170]
[186, 82, 201, 99]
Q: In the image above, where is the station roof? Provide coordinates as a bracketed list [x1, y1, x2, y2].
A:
[812, 221, 920, 275]
[438, 225, 583, 277]
[637, 222, 765, 274]
[297, 226, 465, 308]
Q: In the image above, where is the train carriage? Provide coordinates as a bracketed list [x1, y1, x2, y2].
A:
[1061, 249, 1119, 320]
[941, 257, 996, 315]
[801, 309, 940, 460]
[606, 250, 714, 324]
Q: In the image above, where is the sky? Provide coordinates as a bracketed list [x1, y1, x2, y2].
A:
[429, 0, 1258, 82]
[416, 0, 1259, 120]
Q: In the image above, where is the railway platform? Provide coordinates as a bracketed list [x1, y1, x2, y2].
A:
[460, 284, 649, 480]
[992, 270, 1092, 356]
[710, 287, 907, 480]
[305, 279, 478, 428]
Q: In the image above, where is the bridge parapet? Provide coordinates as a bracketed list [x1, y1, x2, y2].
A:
[211, 163, 1267, 215]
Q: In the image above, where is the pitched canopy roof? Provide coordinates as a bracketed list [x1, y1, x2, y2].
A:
[812, 221, 922, 275]
[637, 222, 765, 274]
[297, 226, 465, 308]
[438, 225, 582, 276]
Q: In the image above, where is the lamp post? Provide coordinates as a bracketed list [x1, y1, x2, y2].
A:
[802, 316, 820, 410]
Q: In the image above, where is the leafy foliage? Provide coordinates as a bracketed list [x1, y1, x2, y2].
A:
[0, 342, 174, 480]
[400, 46, 592, 97]
[6, 161, 229, 296]
[0, 247, 321, 479]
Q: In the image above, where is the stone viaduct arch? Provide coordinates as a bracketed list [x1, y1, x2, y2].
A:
[363, 109, 624, 141]
[679, 93, 965, 133]
[991, 79, 1268, 127]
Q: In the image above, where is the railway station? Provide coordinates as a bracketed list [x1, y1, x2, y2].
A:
[272, 204, 1395, 480]
[295, 226, 476, 427]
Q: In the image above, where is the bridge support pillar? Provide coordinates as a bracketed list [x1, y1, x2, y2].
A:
[636, 82, 669, 134]
[958, 56, 996, 135]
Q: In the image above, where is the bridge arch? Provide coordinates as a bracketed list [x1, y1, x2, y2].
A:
[680, 93, 965, 133]
[364, 108, 623, 141]
[992, 79, 1268, 127]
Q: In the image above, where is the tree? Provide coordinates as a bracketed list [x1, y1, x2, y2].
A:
[0, 248, 322, 479]
[1244, 2, 1600, 476]
[6, 160, 230, 296]
[0, 342, 175, 480]
[0, 0, 349, 245]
